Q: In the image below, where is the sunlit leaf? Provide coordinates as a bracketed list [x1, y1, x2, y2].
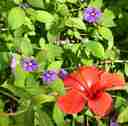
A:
[8, 7, 25, 29]
[117, 106, 128, 123]
[85, 41, 105, 58]
[27, 0, 44, 8]
[65, 17, 86, 30]
[53, 104, 64, 126]
[36, 108, 54, 126]
[89, 0, 103, 8]
[36, 10, 54, 23]
[98, 26, 114, 49]
[101, 9, 115, 27]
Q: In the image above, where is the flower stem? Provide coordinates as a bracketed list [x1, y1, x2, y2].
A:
[72, 114, 77, 126]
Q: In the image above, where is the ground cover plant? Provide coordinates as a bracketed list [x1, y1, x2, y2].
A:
[0, 0, 128, 125]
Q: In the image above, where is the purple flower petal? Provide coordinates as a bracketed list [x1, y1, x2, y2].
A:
[84, 7, 102, 23]
[21, 58, 38, 72]
[110, 120, 119, 126]
[10, 55, 16, 69]
[42, 70, 57, 84]
[58, 69, 68, 80]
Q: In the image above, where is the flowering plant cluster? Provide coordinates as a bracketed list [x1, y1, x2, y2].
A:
[0, 0, 128, 126]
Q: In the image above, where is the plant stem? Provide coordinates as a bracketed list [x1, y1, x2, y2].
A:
[86, 116, 89, 126]
[72, 118, 75, 126]
[100, 59, 128, 64]
[0, 88, 18, 102]
[72, 115, 77, 126]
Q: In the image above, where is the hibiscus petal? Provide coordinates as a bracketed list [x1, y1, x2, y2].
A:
[88, 92, 112, 117]
[100, 72, 125, 89]
[57, 89, 86, 114]
[79, 66, 103, 94]
[64, 71, 88, 92]
[64, 66, 103, 93]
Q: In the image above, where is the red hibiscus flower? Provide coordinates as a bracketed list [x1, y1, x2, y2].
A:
[57, 66, 125, 117]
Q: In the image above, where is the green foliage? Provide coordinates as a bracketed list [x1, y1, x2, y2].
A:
[48, 61, 63, 70]
[85, 41, 105, 58]
[124, 63, 128, 76]
[101, 9, 115, 27]
[89, 0, 103, 8]
[27, 0, 44, 8]
[53, 104, 64, 126]
[50, 79, 65, 95]
[14, 64, 27, 88]
[20, 36, 33, 56]
[14, 102, 34, 126]
[36, 11, 54, 24]
[65, 17, 86, 30]
[36, 108, 54, 126]
[8, 7, 26, 29]
[117, 106, 128, 123]
[32, 94, 55, 105]
[98, 26, 113, 49]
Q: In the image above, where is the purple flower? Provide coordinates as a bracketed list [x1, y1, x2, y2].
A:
[58, 69, 68, 80]
[84, 7, 102, 23]
[10, 55, 16, 70]
[110, 120, 119, 126]
[42, 70, 57, 84]
[21, 58, 38, 72]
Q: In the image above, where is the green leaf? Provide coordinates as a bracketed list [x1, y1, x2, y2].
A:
[64, 43, 81, 54]
[57, 4, 69, 16]
[1, 83, 30, 99]
[50, 79, 65, 95]
[36, 10, 54, 23]
[0, 52, 9, 71]
[36, 51, 47, 71]
[115, 96, 127, 111]
[104, 49, 117, 60]
[24, 17, 35, 31]
[81, 59, 93, 66]
[66, 0, 77, 4]
[8, 7, 25, 30]
[89, 0, 103, 8]
[47, 31, 59, 43]
[32, 94, 55, 105]
[14, 101, 34, 126]
[85, 109, 93, 117]
[39, 38, 46, 48]
[14, 64, 27, 88]
[97, 120, 107, 126]
[37, 108, 54, 126]
[75, 115, 84, 124]
[25, 75, 45, 96]
[85, 41, 105, 58]
[101, 9, 115, 27]
[20, 36, 33, 56]
[65, 17, 86, 30]
[125, 63, 128, 76]
[48, 61, 63, 70]
[53, 104, 64, 126]
[0, 116, 9, 126]
[98, 27, 113, 49]
[14, 0, 23, 4]
[117, 106, 128, 123]
[42, 43, 63, 61]
[27, 0, 44, 8]
[0, 100, 9, 126]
